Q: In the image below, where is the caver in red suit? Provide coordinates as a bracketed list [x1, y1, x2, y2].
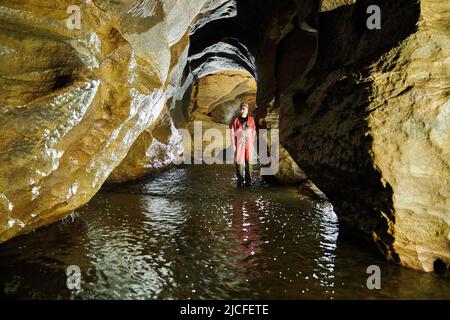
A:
[229, 104, 256, 186]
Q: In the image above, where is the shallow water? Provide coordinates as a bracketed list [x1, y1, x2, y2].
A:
[0, 164, 449, 299]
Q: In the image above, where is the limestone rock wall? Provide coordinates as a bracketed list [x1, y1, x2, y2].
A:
[188, 70, 256, 124]
[1, 0, 448, 274]
[108, 30, 190, 183]
[279, 0, 450, 271]
[245, 0, 317, 185]
[107, 106, 183, 184]
[0, 0, 208, 243]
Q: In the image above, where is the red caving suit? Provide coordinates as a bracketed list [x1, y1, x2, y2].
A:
[229, 116, 256, 165]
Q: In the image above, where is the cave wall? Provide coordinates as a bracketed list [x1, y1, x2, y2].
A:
[107, 105, 183, 183]
[279, 0, 449, 271]
[107, 31, 191, 183]
[0, 0, 209, 243]
[187, 0, 448, 271]
[0, 0, 448, 273]
[188, 70, 256, 125]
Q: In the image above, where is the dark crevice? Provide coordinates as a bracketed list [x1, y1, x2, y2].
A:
[51, 74, 74, 91]
[434, 259, 447, 275]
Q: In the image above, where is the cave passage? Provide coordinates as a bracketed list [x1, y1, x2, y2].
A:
[1, 164, 449, 299]
[0, 0, 448, 301]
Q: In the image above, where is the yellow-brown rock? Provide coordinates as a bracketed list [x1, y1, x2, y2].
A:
[1, 0, 449, 275]
[188, 70, 256, 125]
[185, 112, 231, 161]
[0, 0, 208, 243]
[261, 102, 309, 185]
[107, 31, 190, 183]
[280, 0, 450, 272]
[107, 106, 183, 183]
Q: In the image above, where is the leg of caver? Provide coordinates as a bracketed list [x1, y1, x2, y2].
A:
[235, 163, 244, 186]
[244, 146, 251, 185]
[244, 160, 251, 185]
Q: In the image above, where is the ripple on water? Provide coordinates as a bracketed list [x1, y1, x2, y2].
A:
[0, 164, 449, 299]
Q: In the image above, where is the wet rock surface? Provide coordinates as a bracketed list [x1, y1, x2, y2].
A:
[107, 107, 183, 183]
[0, 0, 208, 243]
[0, 0, 449, 274]
[279, 0, 450, 271]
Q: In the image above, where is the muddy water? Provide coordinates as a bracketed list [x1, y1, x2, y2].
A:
[0, 164, 449, 299]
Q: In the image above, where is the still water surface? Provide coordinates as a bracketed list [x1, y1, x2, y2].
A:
[0, 165, 449, 299]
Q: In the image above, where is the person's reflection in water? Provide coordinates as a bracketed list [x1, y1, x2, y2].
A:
[225, 195, 263, 273]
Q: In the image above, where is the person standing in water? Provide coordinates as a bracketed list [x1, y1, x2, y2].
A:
[229, 102, 256, 186]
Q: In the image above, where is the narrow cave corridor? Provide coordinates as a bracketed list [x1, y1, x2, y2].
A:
[0, 0, 449, 301]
